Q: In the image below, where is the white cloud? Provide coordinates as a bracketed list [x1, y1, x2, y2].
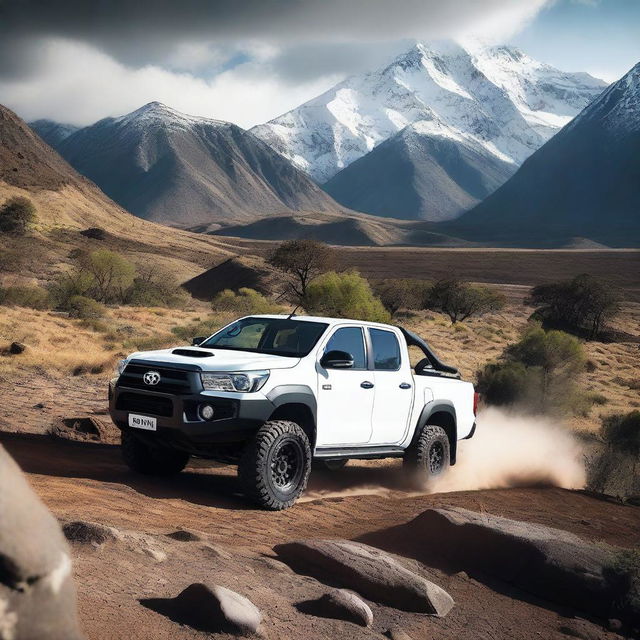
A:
[0, 38, 339, 127]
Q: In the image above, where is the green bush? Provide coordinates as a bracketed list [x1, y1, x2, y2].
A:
[211, 288, 283, 315]
[425, 279, 505, 324]
[0, 196, 37, 235]
[304, 271, 391, 323]
[127, 266, 189, 308]
[477, 326, 587, 415]
[0, 285, 49, 310]
[603, 411, 640, 455]
[526, 273, 620, 339]
[373, 278, 431, 316]
[66, 295, 105, 320]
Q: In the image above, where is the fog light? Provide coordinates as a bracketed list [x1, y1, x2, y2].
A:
[199, 404, 215, 421]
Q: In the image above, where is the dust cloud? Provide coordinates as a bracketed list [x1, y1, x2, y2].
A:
[427, 407, 586, 494]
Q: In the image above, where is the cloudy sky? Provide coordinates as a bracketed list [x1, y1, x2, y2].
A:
[0, 0, 638, 128]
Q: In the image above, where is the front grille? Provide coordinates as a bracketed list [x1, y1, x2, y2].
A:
[119, 364, 198, 395]
[116, 392, 173, 417]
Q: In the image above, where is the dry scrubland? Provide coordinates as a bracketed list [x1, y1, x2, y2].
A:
[1, 290, 638, 436]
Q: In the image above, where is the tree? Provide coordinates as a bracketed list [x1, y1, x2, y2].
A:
[526, 274, 620, 339]
[425, 279, 505, 324]
[127, 264, 188, 307]
[373, 279, 431, 317]
[303, 271, 391, 323]
[268, 239, 336, 303]
[0, 197, 36, 235]
[79, 250, 135, 303]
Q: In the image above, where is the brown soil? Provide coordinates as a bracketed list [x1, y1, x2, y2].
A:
[2, 432, 639, 640]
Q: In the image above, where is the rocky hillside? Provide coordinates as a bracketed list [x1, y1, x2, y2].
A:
[323, 122, 516, 221]
[451, 61, 640, 247]
[53, 102, 343, 228]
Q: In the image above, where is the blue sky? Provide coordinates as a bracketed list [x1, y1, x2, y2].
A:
[0, 0, 638, 126]
[514, 0, 640, 81]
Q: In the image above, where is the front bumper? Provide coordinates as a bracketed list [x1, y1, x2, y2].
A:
[108, 378, 274, 454]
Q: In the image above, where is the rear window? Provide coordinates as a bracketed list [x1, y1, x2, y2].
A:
[369, 328, 401, 371]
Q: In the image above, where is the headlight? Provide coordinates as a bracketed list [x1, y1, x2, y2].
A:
[116, 359, 129, 376]
[200, 370, 270, 393]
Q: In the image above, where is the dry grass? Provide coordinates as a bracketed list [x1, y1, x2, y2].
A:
[0, 296, 637, 434]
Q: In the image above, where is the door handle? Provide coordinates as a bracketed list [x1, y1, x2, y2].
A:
[399, 382, 412, 389]
[360, 381, 374, 389]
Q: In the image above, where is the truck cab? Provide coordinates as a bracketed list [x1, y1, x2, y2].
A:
[109, 315, 476, 509]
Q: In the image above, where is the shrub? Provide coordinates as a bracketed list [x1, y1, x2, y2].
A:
[425, 279, 505, 324]
[79, 250, 135, 303]
[477, 326, 587, 415]
[66, 295, 105, 320]
[212, 288, 283, 315]
[127, 265, 189, 308]
[48, 269, 95, 308]
[304, 271, 391, 323]
[602, 411, 640, 455]
[373, 278, 431, 316]
[268, 239, 336, 303]
[0, 196, 37, 235]
[526, 274, 620, 339]
[0, 285, 49, 310]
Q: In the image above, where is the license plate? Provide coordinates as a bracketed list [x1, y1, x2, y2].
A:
[128, 414, 157, 431]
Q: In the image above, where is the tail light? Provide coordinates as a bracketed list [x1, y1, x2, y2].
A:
[473, 392, 480, 416]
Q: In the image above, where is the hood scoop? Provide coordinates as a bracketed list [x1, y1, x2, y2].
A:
[171, 348, 214, 358]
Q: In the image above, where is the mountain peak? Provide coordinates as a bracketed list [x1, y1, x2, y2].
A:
[114, 102, 229, 130]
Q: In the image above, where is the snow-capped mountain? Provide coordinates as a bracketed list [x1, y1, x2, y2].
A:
[252, 41, 606, 184]
[29, 119, 79, 147]
[54, 102, 342, 227]
[451, 61, 640, 247]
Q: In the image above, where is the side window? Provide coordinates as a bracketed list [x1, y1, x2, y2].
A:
[324, 327, 366, 369]
[370, 329, 401, 371]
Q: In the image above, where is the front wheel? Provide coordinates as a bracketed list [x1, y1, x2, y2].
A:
[121, 431, 190, 476]
[403, 424, 450, 485]
[238, 420, 311, 510]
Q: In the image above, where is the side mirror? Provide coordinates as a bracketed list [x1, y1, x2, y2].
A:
[320, 350, 354, 369]
[192, 336, 206, 346]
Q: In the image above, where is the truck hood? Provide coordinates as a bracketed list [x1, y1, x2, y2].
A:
[126, 347, 300, 371]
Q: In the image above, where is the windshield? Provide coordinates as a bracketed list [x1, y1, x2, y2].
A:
[201, 317, 328, 357]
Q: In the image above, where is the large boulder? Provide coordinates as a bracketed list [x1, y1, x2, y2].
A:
[300, 588, 373, 627]
[410, 507, 623, 620]
[274, 539, 454, 616]
[62, 520, 121, 546]
[141, 583, 262, 635]
[0, 445, 84, 639]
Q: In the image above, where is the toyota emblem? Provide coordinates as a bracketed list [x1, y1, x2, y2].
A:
[143, 371, 161, 386]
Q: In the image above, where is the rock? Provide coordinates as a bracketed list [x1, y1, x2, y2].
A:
[200, 543, 232, 560]
[275, 539, 454, 616]
[409, 507, 617, 620]
[384, 629, 414, 640]
[310, 589, 373, 627]
[607, 618, 622, 632]
[8, 342, 26, 354]
[166, 528, 202, 542]
[0, 445, 84, 639]
[63, 520, 121, 546]
[559, 618, 604, 640]
[141, 583, 262, 635]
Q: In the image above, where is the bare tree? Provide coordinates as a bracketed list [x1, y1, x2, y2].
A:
[268, 239, 336, 303]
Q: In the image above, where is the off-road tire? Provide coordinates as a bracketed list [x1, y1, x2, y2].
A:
[121, 431, 189, 476]
[238, 420, 311, 510]
[317, 458, 349, 471]
[403, 424, 450, 485]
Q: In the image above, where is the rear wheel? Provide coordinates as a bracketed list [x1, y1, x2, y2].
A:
[121, 431, 190, 476]
[238, 420, 311, 510]
[403, 424, 450, 485]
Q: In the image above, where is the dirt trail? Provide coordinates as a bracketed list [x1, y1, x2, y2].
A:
[2, 432, 639, 640]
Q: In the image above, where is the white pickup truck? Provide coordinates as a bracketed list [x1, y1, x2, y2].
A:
[109, 315, 477, 509]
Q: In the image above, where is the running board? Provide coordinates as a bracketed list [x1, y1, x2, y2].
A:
[314, 446, 405, 460]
